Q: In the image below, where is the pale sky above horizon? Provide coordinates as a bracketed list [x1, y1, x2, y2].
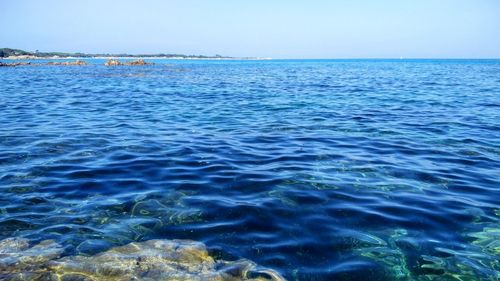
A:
[1, 0, 500, 59]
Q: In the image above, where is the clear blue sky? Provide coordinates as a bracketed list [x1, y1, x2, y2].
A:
[1, 0, 499, 58]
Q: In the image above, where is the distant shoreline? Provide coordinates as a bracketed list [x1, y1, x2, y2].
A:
[0, 48, 271, 61]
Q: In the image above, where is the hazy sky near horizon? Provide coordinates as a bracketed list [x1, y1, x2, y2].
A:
[1, 0, 500, 58]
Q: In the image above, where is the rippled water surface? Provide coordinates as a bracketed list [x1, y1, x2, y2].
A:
[1, 59, 499, 280]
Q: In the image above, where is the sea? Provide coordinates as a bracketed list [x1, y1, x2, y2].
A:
[0, 59, 499, 280]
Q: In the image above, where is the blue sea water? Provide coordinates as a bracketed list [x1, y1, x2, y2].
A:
[0, 59, 499, 280]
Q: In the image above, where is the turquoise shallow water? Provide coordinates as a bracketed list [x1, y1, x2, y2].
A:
[0, 59, 499, 280]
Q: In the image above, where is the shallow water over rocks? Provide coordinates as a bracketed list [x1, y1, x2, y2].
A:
[0, 237, 285, 281]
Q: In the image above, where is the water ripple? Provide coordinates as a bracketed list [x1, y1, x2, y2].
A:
[1, 59, 499, 280]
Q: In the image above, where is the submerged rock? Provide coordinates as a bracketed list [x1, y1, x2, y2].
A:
[467, 227, 500, 256]
[356, 228, 500, 281]
[0, 238, 63, 280]
[0, 237, 285, 281]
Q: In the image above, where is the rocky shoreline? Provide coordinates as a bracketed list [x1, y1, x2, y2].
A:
[0, 59, 155, 67]
[2, 56, 271, 61]
[0, 237, 285, 281]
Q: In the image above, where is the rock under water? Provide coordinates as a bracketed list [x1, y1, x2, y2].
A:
[0, 237, 285, 281]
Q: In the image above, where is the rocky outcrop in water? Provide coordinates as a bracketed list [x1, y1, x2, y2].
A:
[46, 60, 87, 66]
[124, 59, 153, 66]
[0, 237, 285, 281]
[105, 59, 154, 66]
[105, 59, 122, 66]
[0, 62, 32, 67]
[1, 61, 88, 67]
[1, 59, 154, 67]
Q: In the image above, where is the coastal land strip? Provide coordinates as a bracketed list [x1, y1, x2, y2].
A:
[0, 48, 271, 61]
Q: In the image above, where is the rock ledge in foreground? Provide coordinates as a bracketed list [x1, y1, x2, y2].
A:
[0, 237, 285, 281]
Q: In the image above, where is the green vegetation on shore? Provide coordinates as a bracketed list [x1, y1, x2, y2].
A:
[0, 48, 231, 59]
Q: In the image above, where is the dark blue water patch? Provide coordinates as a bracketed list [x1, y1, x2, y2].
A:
[0, 59, 499, 280]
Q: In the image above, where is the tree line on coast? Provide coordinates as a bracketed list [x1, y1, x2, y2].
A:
[0, 48, 228, 59]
